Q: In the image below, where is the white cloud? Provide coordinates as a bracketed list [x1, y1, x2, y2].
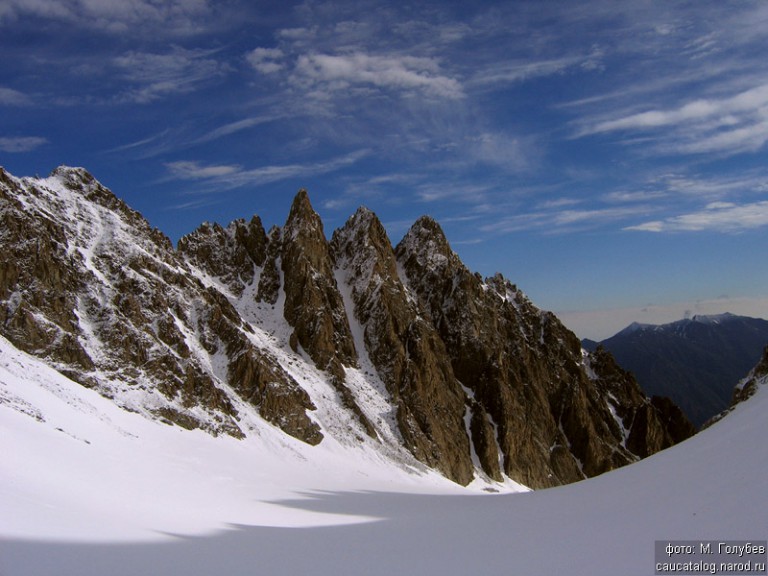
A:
[113, 47, 229, 103]
[165, 161, 242, 180]
[0, 87, 31, 106]
[0, 136, 47, 152]
[415, 182, 493, 204]
[246, 48, 285, 74]
[0, 0, 211, 34]
[537, 197, 582, 209]
[481, 204, 652, 235]
[587, 84, 768, 134]
[578, 83, 768, 157]
[165, 151, 368, 191]
[193, 115, 283, 144]
[602, 190, 667, 203]
[291, 52, 464, 100]
[626, 200, 768, 233]
[469, 132, 531, 172]
[469, 52, 600, 88]
[0, 0, 70, 22]
[682, 116, 768, 155]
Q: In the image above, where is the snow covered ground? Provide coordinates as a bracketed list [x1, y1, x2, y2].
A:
[1, 333, 766, 575]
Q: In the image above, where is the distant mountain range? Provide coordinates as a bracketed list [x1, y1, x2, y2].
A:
[583, 314, 768, 428]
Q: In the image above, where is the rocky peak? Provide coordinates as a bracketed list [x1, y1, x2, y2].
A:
[178, 216, 267, 295]
[394, 221, 694, 487]
[331, 206, 398, 282]
[280, 189, 357, 378]
[50, 165, 97, 190]
[284, 188, 323, 245]
[49, 166, 138, 223]
[331, 207, 474, 485]
[397, 215, 455, 272]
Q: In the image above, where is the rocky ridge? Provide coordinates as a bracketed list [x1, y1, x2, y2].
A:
[706, 344, 768, 427]
[0, 166, 694, 488]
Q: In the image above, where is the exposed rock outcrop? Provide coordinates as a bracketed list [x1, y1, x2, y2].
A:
[177, 216, 268, 295]
[331, 207, 473, 484]
[0, 166, 695, 488]
[731, 345, 768, 406]
[394, 217, 694, 487]
[0, 166, 320, 443]
[280, 190, 357, 380]
[706, 344, 768, 427]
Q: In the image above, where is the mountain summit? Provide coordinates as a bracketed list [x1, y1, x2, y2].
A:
[0, 166, 693, 488]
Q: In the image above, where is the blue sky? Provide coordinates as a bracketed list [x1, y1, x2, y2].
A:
[2, 0, 768, 339]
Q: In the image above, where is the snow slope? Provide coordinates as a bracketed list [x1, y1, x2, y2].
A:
[1, 332, 766, 575]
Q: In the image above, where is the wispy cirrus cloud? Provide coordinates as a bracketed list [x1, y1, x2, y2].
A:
[193, 115, 285, 144]
[288, 52, 464, 100]
[0, 0, 213, 34]
[0, 86, 32, 106]
[627, 200, 768, 233]
[113, 47, 231, 103]
[165, 150, 369, 192]
[165, 161, 242, 180]
[584, 83, 768, 133]
[0, 136, 48, 152]
[480, 204, 654, 235]
[576, 82, 768, 157]
[469, 49, 604, 90]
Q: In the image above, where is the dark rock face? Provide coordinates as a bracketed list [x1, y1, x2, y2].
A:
[707, 345, 768, 427]
[731, 345, 768, 406]
[0, 166, 694, 488]
[255, 226, 282, 305]
[280, 190, 357, 380]
[331, 208, 474, 485]
[588, 347, 695, 459]
[394, 218, 694, 488]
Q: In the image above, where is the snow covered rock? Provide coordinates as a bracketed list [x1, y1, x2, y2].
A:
[732, 345, 768, 405]
[0, 166, 694, 487]
[0, 166, 320, 443]
[178, 216, 268, 296]
[331, 207, 474, 485]
[395, 217, 694, 487]
[707, 344, 768, 427]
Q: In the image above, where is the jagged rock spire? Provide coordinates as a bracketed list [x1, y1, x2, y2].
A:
[281, 189, 357, 378]
[331, 207, 475, 484]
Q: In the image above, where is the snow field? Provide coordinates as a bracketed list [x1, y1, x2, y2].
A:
[2, 331, 767, 575]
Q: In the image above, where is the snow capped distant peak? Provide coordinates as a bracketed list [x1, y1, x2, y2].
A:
[690, 312, 736, 324]
[614, 313, 741, 337]
[50, 165, 91, 177]
[615, 321, 652, 336]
